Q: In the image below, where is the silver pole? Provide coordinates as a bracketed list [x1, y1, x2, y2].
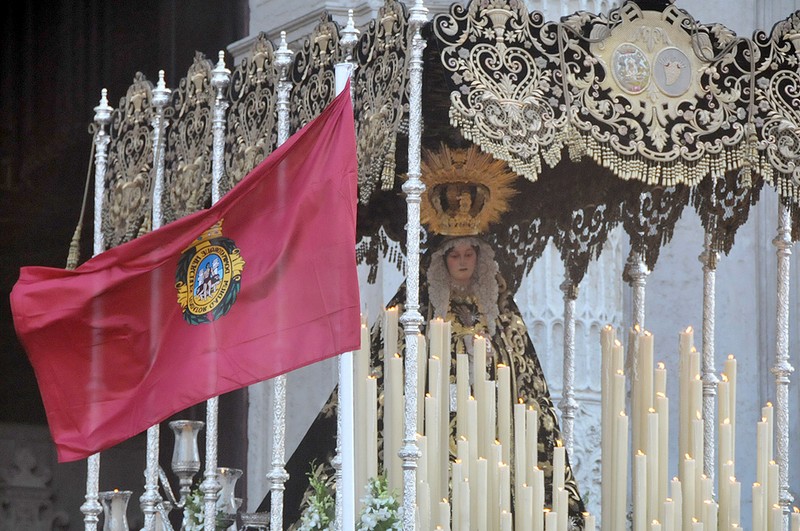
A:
[772, 199, 795, 527]
[400, 2, 428, 530]
[268, 35, 293, 531]
[699, 227, 719, 488]
[141, 70, 170, 531]
[334, 14, 359, 530]
[81, 90, 112, 530]
[625, 249, 648, 330]
[559, 277, 579, 456]
[201, 52, 231, 531]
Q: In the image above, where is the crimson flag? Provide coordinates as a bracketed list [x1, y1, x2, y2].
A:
[10, 86, 361, 462]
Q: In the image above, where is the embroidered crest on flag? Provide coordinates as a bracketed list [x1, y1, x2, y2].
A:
[175, 220, 245, 325]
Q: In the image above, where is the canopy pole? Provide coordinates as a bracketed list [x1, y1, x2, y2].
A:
[559, 275, 579, 456]
[141, 70, 171, 531]
[400, 2, 428, 530]
[267, 36, 293, 531]
[80, 88, 113, 531]
[200, 53, 231, 531]
[773, 199, 795, 527]
[699, 223, 719, 490]
[334, 19, 358, 529]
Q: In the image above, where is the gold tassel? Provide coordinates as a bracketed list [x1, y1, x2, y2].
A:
[66, 222, 83, 270]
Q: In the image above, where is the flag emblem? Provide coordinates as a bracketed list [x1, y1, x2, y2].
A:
[175, 220, 245, 325]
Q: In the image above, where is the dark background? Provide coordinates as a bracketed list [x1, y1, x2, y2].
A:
[0, 1, 253, 499]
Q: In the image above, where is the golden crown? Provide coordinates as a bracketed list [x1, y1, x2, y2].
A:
[420, 145, 518, 236]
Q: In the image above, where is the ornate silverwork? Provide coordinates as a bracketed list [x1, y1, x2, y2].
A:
[102, 72, 156, 248]
[223, 33, 278, 195]
[163, 53, 215, 223]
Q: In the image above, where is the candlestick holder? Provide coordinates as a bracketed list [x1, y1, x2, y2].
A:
[240, 511, 269, 530]
[216, 467, 243, 527]
[99, 490, 132, 531]
[169, 419, 204, 502]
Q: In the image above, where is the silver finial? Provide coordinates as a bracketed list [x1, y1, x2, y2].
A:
[340, 9, 360, 61]
[275, 31, 294, 79]
[409, 0, 429, 28]
[152, 70, 171, 107]
[93, 88, 113, 125]
[211, 50, 231, 91]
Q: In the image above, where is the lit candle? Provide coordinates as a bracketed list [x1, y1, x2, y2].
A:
[384, 306, 398, 355]
[366, 376, 378, 480]
[724, 355, 737, 459]
[770, 504, 782, 531]
[601, 327, 615, 531]
[702, 500, 717, 531]
[489, 442, 501, 528]
[484, 380, 497, 457]
[429, 318, 443, 359]
[583, 512, 596, 531]
[634, 451, 647, 531]
[650, 521, 661, 531]
[439, 499, 451, 531]
[476, 458, 488, 531]
[679, 327, 694, 462]
[718, 463, 732, 531]
[456, 354, 469, 439]
[655, 393, 669, 509]
[457, 439, 470, 480]
[757, 419, 769, 485]
[475, 336, 487, 457]
[497, 364, 511, 464]
[514, 400, 527, 495]
[553, 442, 565, 497]
[682, 456, 696, 529]
[526, 407, 539, 487]
[499, 462, 511, 513]
[557, 488, 569, 531]
[654, 361, 666, 399]
[662, 499, 675, 531]
[385, 353, 403, 491]
[646, 409, 659, 523]
[532, 468, 545, 531]
[501, 511, 513, 531]
[417, 435, 428, 489]
[519, 484, 533, 531]
[729, 479, 741, 528]
[762, 403, 774, 461]
[452, 461, 463, 530]
[669, 480, 682, 531]
[719, 419, 732, 474]
[460, 479, 471, 531]
[426, 394, 440, 501]
[753, 483, 765, 531]
[614, 413, 629, 531]
[767, 461, 779, 521]
[467, 398, 478, 466]
[691, 518, 703, 531]
[544, 510, 558, 531]
[418, 481, 431, 531]
[791, 507, 800, 531]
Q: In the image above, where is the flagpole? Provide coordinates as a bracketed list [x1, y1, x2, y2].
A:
[267, 34, 293, 531]
[334, 14, 358, 530]
[141, 70, 171, 531]
[199, 52, 232, 531]
[401, 2, 429, 530]
[80, 89, 113, 531]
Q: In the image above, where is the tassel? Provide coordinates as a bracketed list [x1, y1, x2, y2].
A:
[66, 222, 83, 270]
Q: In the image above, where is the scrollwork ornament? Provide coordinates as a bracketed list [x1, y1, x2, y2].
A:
[102, 72, 156, 248]
[290, 14, 340, 134]
[223, 33, 278, 194]
[163, 52, 215, 223]
[554, 203, 617, 286]
[353, 0, 410, 203]
[434, 0, 566, 182]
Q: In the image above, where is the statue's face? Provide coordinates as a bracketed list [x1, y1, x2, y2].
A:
[445, 242, 477, 287]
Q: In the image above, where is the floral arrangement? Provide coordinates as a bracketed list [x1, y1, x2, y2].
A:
[181, 488, 228, 531]
[297, 462, 335, 531]
[357, 476, 401, 531]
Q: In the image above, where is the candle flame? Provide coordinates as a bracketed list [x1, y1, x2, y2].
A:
[614, 339, 622, 347]
[518, 398, 524, 404]
[633, 324, 641, 332]
[793, 506, 799, 513]
[616, 369, 625, 376]
[754, 482, 761, 487]
[657, 362, 665, 370]
[394, 353, 401, 359]
[696, 411, 702, 420]
[653, 520, 660, 525]
[644, 330, 652, 337]
[765, 402, 773, 408]
[685, 453, 692, 460]
[619, 411, 627, 417]
[728, 354, 735, 360]
[497, 363, 506, 368]
[637, 450, 645, 456]
[666, 498, 673, 502]
[721, 373, 728, 382]
[656, 392, 666, 398]
[649, 407, 656, 413]
[691, 346, 698, 353]
[556, 439, 563, 447]
[114, 488, 119, 493]
[770, 460, 776, 465]
[723, 418, 730, 425]
[685, 326, 693, 333]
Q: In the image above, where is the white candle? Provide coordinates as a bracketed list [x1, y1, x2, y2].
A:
[762, 403, 774, 461]
[679, 327, 694, 462]
[476, 458, 488, 531]
[439, 499, 451, 531]
[484, 380, 497, 458]
[601, 326, 615, 531]
[729, 479, 741, 528]
[452, 461, 463, 530]
[655, 393, 669, 509]
[613, 413, 629, 531]
[544, 510, 558, 531]
[500, 511, 513, 531]
[417, 333, 427, 425]
[532, 468, 545, 531]
[654, 361, 667, 399]
[526, 407, 539, 486]
[557, 488, 569, 531]
[767, 461, 779, 521]
[663, 499, 675, 531]
[682, 456, 696, 528]
[514, 401, 527, 494]
[429, 318, 443, 359]
[753, 483, 765, 531]
[647, 409, 659, 523]
[650, 521, 662, 531]
[770, 504, 782, 531]
[366, 376, 378, 480]
[489, 442, 501, 528]
[417, 435, 428, 489]
[634, 451, 647, 531]
[519, 484, 533, 531]
[109, 491, 127, 531]
[460, 479, 471, 531]
[718, 463, 732, 531]
[385, 354, 403, 491]
[719, 419, 732, 474]
[583, 513, 596, 531]
[475, 335, 487, 457]
[384, 306, 398, 355]
[418, 481, 431, 531]
[791, 507, 800, 531]
[757, 419, 769, 485]
[552, 443, 565, 503]
[670, 480, 682, 531]
[724, 355, 737, 460]
[499, 462, 511, 514]
[426, 394, 440, 501]
[497, 364, 511, 464]
[456, 354, 469, 439]
[702, 500, 717, 531]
